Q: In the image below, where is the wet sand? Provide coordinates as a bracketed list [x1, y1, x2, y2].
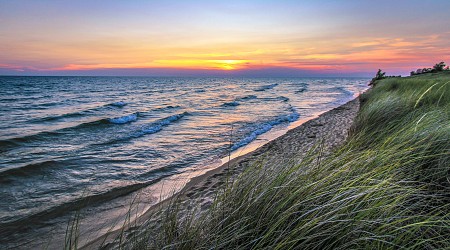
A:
[84, 97, 361, 249]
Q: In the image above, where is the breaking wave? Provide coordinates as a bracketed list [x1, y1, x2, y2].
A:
[99, 112, 189, 145]
[231, 111, 299, 151]
[109, 113, 138, 124]
[138, 112, 187, 135]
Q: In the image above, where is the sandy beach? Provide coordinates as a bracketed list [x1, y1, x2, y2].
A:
[84, 96, 361, 249]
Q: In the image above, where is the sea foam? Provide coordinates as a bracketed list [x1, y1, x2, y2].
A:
[136, 112, 187, 136]
[109, 114, 138, 124]
[231, 111, 299, 151]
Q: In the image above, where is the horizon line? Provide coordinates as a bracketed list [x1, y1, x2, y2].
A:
[0, 74, 373, 78]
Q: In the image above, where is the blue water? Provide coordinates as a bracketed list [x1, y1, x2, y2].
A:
[0, 76, 368, 247]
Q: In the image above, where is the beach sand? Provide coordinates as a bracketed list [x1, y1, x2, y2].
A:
[83, 97, 361, 249]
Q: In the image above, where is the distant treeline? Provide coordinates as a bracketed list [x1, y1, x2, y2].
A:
[370, 61, 449, 85]
[410, 61, 449, 76]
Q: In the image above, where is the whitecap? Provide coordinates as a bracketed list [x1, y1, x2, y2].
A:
[109, 113, 138, 124]
[231, 111, 299, 151]
[138, 112, 187, 136]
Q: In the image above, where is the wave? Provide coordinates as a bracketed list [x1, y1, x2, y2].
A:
[33, 104, 175, 124]
[109, 101, 127, 107]
[32, 101, 128, 123]
[259, 96, 290, 102]
[0, 139, 21, 153]
[221, 101, 240, 107]
[1, 110, 184, 151]
[255, 83, 278, 92]
[0, 160, 60, 181]
[236, 95, 257, 101]
[33, 111, 87, 122]
[99, 112, 188, 145]
[336, 86, 354, 97]
[231, 111, 299, 151]
[0, 131, 63, 150]
[31, 106, 103, 123]
[295, 88, 307, 94]
[153, 105, 181, 111]
[235, 95, 288, 104]
[109, 113, 138, 124]
[0, 171, 173, 229]
[277, 96, 289, 102]
[30, 101, 127, 124]
[0, 119, 111, 150]
[138, 112, 187, 135]
[36, 101, 62, 108]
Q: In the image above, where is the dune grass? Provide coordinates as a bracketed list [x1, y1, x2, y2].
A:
[119, 72, 450, 249]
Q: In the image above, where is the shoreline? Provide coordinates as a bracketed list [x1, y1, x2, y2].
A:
[83, 95, 362, 249]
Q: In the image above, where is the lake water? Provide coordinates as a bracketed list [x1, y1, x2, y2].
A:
[0, 76, 368, 248]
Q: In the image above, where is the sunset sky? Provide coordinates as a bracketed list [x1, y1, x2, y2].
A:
[1, 0, 450, 77]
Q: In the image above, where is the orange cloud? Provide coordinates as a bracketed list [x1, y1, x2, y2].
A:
[2, 29, 449, 76]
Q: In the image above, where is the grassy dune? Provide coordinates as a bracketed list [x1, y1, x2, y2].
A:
[124, 72, 450, 249]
